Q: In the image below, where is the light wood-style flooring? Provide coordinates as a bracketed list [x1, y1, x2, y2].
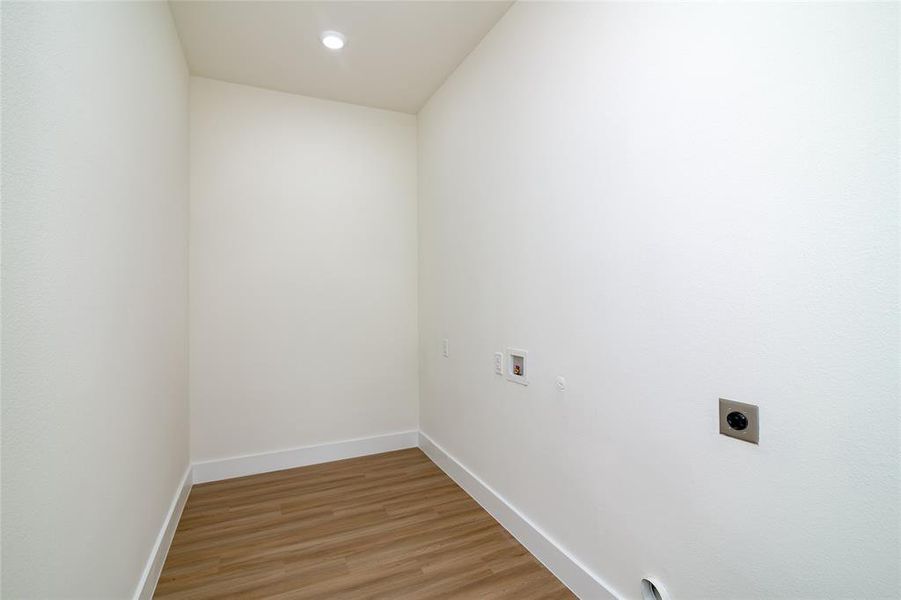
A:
[155, 448, 575, 599]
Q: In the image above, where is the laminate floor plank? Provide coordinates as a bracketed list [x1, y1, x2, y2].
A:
[155, 448, 575, 599]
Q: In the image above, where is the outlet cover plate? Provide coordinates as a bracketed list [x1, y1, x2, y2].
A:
[719, 398, 759, 444]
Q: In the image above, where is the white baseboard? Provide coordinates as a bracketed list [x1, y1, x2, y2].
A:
[133, 465, 193, 600]
[192, 430, 419, 484]
[418, 431, 619, 600]
[134, 432, 613, 600]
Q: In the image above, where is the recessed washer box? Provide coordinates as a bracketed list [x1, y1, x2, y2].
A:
[505, 348, 528, 385]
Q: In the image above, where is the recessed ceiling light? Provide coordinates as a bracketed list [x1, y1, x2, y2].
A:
[320, 31, 346, 50]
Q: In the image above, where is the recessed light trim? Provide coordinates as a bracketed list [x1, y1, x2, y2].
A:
[320, 30, 346, 50]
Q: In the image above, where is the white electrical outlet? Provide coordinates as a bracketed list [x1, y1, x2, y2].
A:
[494, 352, 503, 374]
[442, 338, 449, 357]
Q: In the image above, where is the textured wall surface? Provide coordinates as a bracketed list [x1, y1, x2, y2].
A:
[418, 3, 900, 598]
[1, 2, 190, 597]
[189, 78, 419, 463]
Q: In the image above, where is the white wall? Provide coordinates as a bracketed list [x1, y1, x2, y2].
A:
[1, 2, 189, 598]
[190, 78, 418, 463]
[418, 3, 899, 599]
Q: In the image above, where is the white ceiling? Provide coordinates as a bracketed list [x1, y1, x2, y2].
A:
[169, 1, 512, 114]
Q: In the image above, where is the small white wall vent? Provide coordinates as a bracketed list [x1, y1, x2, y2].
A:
[641, 578, 669, 600]
[504, 348, 528, 385]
